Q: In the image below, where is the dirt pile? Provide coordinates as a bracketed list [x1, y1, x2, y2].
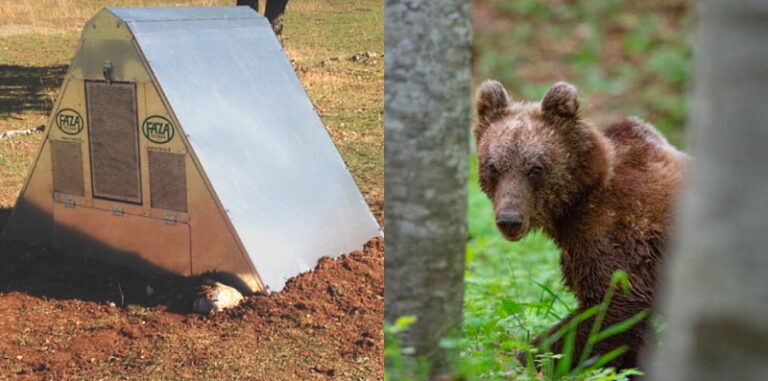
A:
[0, 238, 383, 379]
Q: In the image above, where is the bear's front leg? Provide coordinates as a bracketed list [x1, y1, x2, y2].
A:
[516, 298, 649, 371]
[515, 309, 588, 367]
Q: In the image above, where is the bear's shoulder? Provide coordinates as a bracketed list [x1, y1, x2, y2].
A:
[603, 117, 671, 151]
[602, 117, 690, 168]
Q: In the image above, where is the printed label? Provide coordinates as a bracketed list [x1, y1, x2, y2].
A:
[55, 108, 83, 135]
[142, 115, 175, 144]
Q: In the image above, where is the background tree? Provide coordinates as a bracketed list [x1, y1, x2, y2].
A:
[647, 0, 768, 379]
[384, 0, 472, 376]
[236, 0, 288, 36]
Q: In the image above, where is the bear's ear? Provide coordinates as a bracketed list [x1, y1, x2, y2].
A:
[541, 82, 579, 118]
[475, 80, 510, 139]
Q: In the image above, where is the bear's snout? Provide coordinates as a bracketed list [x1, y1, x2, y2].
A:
[496, 214, 525, 239]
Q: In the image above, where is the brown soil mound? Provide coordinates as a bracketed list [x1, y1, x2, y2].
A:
[0, 237, 383, 380]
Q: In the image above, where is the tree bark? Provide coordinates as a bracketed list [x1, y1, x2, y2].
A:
[646, 1, 768, 380]
[384, 0, 472, 376]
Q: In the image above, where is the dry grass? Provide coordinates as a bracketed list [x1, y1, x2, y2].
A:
[0, 0, 229, 32]
[0, 0, 383, 213]
[0, 113, 45, 208]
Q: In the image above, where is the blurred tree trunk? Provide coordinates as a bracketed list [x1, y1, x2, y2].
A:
[646, 1, 768, 380]
[384, 0, 472, 377]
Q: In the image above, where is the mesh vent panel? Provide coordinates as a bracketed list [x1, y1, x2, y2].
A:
[51, 140, 84, 196]
[86, 81, 141, 203]
[149, 151, 187, 212]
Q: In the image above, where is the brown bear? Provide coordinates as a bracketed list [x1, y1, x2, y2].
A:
[473, 80, 688, 370]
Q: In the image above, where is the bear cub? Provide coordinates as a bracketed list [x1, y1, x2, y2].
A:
[474, 81, 688, 370]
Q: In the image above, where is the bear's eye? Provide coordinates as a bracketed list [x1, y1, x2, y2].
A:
[489, 164, 500, 180]
[528, 165, 544, 180]
[479, 162, 500, 196]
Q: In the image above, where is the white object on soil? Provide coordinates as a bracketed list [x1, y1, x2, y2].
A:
[193, 282, 244, 314]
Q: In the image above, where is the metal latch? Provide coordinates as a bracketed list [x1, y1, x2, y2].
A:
[164, 215, 177, 225]
[103, 60, 113, 84]
[111, 207, 124, 216]
[63, 199, 76, 208]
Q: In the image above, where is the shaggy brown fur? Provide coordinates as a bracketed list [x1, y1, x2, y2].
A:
[474, 81, 688, 370]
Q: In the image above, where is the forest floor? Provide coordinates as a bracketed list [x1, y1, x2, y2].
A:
[0, 0, 383, 379]
[473, 0, 691, 146]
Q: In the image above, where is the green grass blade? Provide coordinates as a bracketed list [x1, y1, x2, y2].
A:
[555, 320, 578, 378]
[534, 280, 575, 314]
[584, 345, 630, 373]
[592, 310, 649, 344]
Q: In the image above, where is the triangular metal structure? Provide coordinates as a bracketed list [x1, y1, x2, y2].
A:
[0, 7, 381, 293]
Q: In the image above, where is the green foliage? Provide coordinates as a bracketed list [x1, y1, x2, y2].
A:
[532, 270, 649, 379]
[473, 0, 692, 146]
[385, 317, 430, 381]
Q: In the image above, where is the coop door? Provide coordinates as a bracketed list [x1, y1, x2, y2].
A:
[85, 81, 141, 204]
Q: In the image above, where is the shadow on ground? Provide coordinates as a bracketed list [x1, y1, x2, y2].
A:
[0, 64, 67, 118]
[0, 207, 10, 230]
[0, 206, 204, 313]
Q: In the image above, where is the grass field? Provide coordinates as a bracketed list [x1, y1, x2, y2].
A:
[457, 0, 692, 379]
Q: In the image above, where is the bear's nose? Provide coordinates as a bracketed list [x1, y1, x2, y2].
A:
[496, 215, 523, 233]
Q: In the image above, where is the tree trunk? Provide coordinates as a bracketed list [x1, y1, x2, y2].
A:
[235, 0, 288, 36]
[235, 0, 258, 12]
[646, 1, 768, 380]
[384, 0, 472, 376]
[264, 0, 288, 36]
